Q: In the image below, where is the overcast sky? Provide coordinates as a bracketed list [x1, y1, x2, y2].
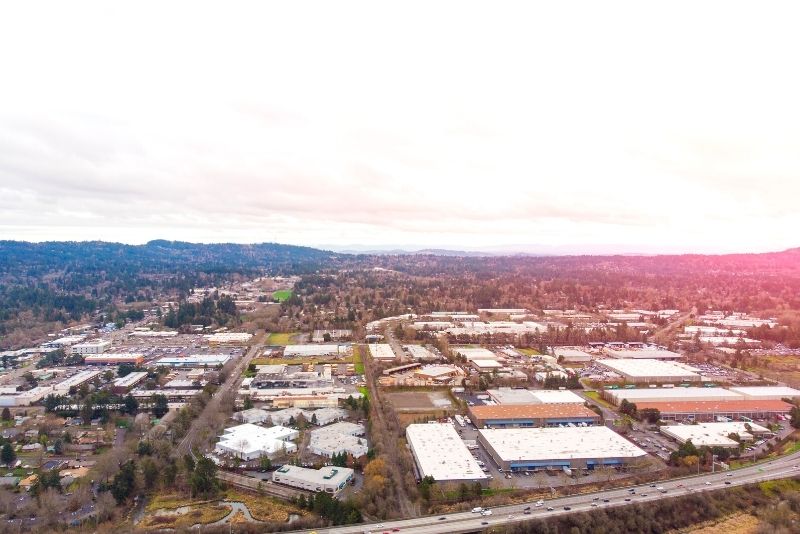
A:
[1, 2, 799, 254]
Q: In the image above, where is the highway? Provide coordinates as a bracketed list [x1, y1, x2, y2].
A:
[288, 450, 800, 534]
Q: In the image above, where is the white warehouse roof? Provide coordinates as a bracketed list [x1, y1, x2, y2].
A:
[598, 359, 700, 380]
[488, 388, 584, 405]
[661, 422, 770, 448]
[479, 426, 647, 462]
[607, 387, 743, 404]
[727, 386, 800, 400]
[368, 344, 396, 360]
[406, 423, 488, 482]
[454, 347, 497, 361]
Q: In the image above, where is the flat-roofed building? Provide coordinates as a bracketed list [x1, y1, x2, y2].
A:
[84, 353, 144, 366]
[660, 421, 770, 448]
[206, 332, 253, 345]
[131, 388, 202, 402]
[632, 399, 793, 422]
[111, 372, 148, 393]
[604, 387, 744, 406]
[235, 408, 270, 424]
[42, 335, 85, 349]
[131, 330, 178, 338]
[478, 426, 647, 471]
[53, 370, 102, 395]
[727, 386, 800, 401]
[0, 386, 53, 407]
[215, 423, 298, 460]
[478, 308, 529, 314]
[468, 404, 600, 428]
[308, 422, 368, 459]
[406, 423, 488, 482]
[283, 344, 348, 358]
[552, 347, 592, 362]
[454, 347, 497, 361]
[272, 465, 353, 494]
[471, 359, 503, 372]
[597, 359, 701, 383]
[487, 388, 585, 405]
[71, 340, 111, 355]
[155, 354, 231, 368]
[403, 345, 438, 361]
[603, 347, 683, 360]
[312, 329, 352, 342]
[368, 343, 396, 360]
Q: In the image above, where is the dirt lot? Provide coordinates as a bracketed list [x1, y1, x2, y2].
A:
[385, 390, 454, 412]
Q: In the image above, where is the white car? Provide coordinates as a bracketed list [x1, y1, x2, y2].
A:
[481, 510, 493, 516]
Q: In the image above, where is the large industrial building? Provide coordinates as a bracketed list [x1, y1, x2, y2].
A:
[53, 370, 103, 395]
[660, 421, 770, 448]
[403, 345, 438, 361]
[478, 426, 647, 471]
[406, 423, 488, 482]
[206, 332, 253, 345]
[487, 388, 584, 405]
[215, 423, 298, 460]
[603, 387, 743, 405]
[632, 399, 793, 422]
[727, 386, 800, 401]
[552, 347, 592, 362]
[468, 404, 600, 428]
[597, 359, 701, 383]
[308, 422, 368, 459]
[283, 344, 348, 358]
[0, 386, 52, 407]
[603, 346, 683, 360]
[368, 343, 396, 360]
[272, 465, 353, 494]
[155, 354, 231, 368]
[454, 347, 498, 361]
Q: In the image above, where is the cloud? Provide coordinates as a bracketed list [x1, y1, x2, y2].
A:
[0, 2, 799, 253]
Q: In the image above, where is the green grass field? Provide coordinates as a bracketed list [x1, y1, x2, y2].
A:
[518, 348, 540, 356]
[272, 290, 292, 302]
[267, 332, 297, 345]
[353, 345, 365, 374]
[358, 386, 370, 399]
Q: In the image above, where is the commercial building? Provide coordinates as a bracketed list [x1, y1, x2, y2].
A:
[272, 465, 354, 494]
[727, 386, 800, 401]
[403, 345, 439, 361]
[71, 340, 111, 355]
[312, 329, 353, 342]
[131, 388, 202, 402]
[42, 335, 86, 349]
[603, 347, 683, 360]
[131, 330, 178, 338]
[660, 422, 770, 448]
[603, 387, 743, 406]
[53, 370, 103, 395]
[283, 344, 348, 358]
[471, 359, 503, 372]
[84, 353, 144, 366]
[215, 423, 298, 460]
[154, 354, 231, 368]
[235, 408, 270, 424]
[453, 347, 497, 361]
[0, 387, 53, 407]
[597, 359, 701, 384]
[250, 364, 332, 390]
[468, 404, 600, 428]
[478, 308, 529, 314]
[111, 372, 148, 394]
[487, 388, 585, 405]
[406, 423, 488, 482]
[632, 400, 793, 422]
[270, 395, 340, 409]
[308, 422, 368, 459]
[478, 426, 647, 471]
[206, 332, 253, 345]
[368, 343, 396, 360]
[552, 347, 592, 363]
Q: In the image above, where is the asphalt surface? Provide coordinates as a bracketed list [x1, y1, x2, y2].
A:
[288, 449, 800, 534]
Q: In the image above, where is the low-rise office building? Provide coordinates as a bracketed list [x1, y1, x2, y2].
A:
[71, 340, 111, 355]
[468, 404, 600, 428]
[308, 422, 368, 459]
[487, 388, 585, 405]
[368, 343, 396, 360]
[727, 386, 800, 401]
[53, 370, 103, 395]
[478, 426, 647, 471]
[603, 387, 744, 405]
[272, 465, 353, 494]
[215, 423, 298, 460]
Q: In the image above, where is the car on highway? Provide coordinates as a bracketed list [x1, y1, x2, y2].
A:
[705, 481, 712, 485]
[591, 503, 598, 507]
[724, 481, 731, 485]
[471, 507, 483, 513]
[438, 516, 446, 521]
[481, 521, 489, 525]
[563, 506, 571, 511]
[547, 507, 554, 511]
[481, 510, 492, 516]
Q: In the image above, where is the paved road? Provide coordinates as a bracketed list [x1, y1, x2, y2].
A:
[288, 449, 800, 534]
[173, 335, 263, 457]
